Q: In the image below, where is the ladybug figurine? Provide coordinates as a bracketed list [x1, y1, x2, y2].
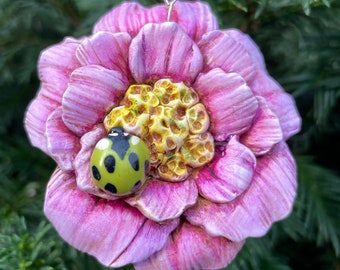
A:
[90, 127, 150, 195]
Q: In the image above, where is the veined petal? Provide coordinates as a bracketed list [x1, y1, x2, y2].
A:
[129, 22, 203, 84]
[73, 125, 119, 200]
[196, 136, 256, 203]
[45, 168, 178, 267]
[126, 178, 198, 222]
[113, 218, 179, 267]
[38, 37, 81, 105]
[185, 142, 297, 241]
[135, 222, 244, 270]
[240, 96, 283, 156]
[76, 31, 132, 78]
[170, 1, 218, 42]
[45, 107, 80, 171]
[250, 70, 301, 140]
[194, 68, 258, 141]
[225, 29, 266, 70]
[24, 94, 57, 154]
[93, 2, 152, 37]
[199, 30, 256, 82]
[62, 65, 129, 136]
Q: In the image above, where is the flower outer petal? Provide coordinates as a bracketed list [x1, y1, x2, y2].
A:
[93, 1, 218, 42]
[250, 70, 301, 140]
[198, 30, 256, 82]
[93, 2, 156, 37]
[135, 222, 245, 270]
[76, 31, 132, 79]
[170, 1, 218, 42]
[129, 22, 203, 84]
[196, 136, 256, 203]
[45, 107, 80, 171]
[126, 178, 198, 222]
[45, 168, 179, 267]
[225, 29, 266, 71]
[73, 125, 121, 200]
[194, 68, 258, 141]
[240, 96, 283, 156]
[184, 141, 297, 241]
[24, 94, 57, 154]
[62, 65, 129, 136]
[38, 37, 81, 105]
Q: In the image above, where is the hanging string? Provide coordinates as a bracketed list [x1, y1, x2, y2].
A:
[165, 0, 177, 21]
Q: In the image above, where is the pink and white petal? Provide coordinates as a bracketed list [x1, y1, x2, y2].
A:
[45, 168, 177, 267]
[38, 37, 81, 105]
[129, 22, 203, 84]
[194, 68, 258, 141]
[171, 1, 218, 42]
[250, 70, 301, 140]
[185, 141, 297, 241]
[240, 96, 283, 156]
[196, 136, 256, 203]
[126, 178, 198, 222]
[198, 30, 256, 82]
[93, 2, 155, 37]
[24, 94, 58, 154]
[225, 29, 266, 71]
[62, 65, 129, 136]
[112, 218, 179, 267]
[73, 125, 119, 200]
[45, 107, 80, 171]
[76, 31, 132, 78]
[135, 222, 244, 270]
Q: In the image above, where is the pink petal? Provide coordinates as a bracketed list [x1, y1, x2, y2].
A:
[45, 107, 80, 171]
[73, 125, 119, 200]
[38, 37, 81, 105]
[185, 141, 297, 241]
[194, 68, 258, 141]
[250, 70, 301, 140]
[129, 22, 203, 83]
[62, 65, 129, 136]
[170, 1, 218, 41]
[76, 31, 132, 78]
[24, 94, 57, 154]
[135, 222, 244, 270]
[126, 178, 198, 222]
[113, 218, 179, 267]
[45, 168, 178, 267]
[93, 2, 156, 37]
[240, 96, 283, 156]
[198, 30, 256, 82]
[196, 136, 256, 203]
[225, 29, 266, 70]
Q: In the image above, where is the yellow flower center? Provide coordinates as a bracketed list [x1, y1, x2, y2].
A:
[104, 79, 214, 181]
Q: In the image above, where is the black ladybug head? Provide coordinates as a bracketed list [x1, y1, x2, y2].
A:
[107, 126, 131, 160]
[108, 126, 126, 137]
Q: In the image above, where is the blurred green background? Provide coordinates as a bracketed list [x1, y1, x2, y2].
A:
[0, 0, 339, 269]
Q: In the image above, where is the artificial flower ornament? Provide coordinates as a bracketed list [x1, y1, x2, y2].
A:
[24, 0, 301, 269]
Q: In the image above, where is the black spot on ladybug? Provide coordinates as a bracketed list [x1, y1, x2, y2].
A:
[129, 152, 139, 171]
[92, 166, 101, 180]
[144, 160, 149, 176]
[105, 183, 117, 194]
[131, 180, 142, 192]
[104, 155, 116, 173]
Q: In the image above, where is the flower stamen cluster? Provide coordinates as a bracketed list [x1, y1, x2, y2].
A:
[104, 79, 214, 181]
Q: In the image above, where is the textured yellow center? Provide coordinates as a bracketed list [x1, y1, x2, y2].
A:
[104, 79, 214, 181]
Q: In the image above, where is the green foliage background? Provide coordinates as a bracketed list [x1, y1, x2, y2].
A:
[0, 0, 339, 269]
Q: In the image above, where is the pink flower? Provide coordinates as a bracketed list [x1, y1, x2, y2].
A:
[24, 1, 301, 269]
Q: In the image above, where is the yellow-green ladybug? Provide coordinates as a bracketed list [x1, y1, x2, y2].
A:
[90, 126, 150, 195]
